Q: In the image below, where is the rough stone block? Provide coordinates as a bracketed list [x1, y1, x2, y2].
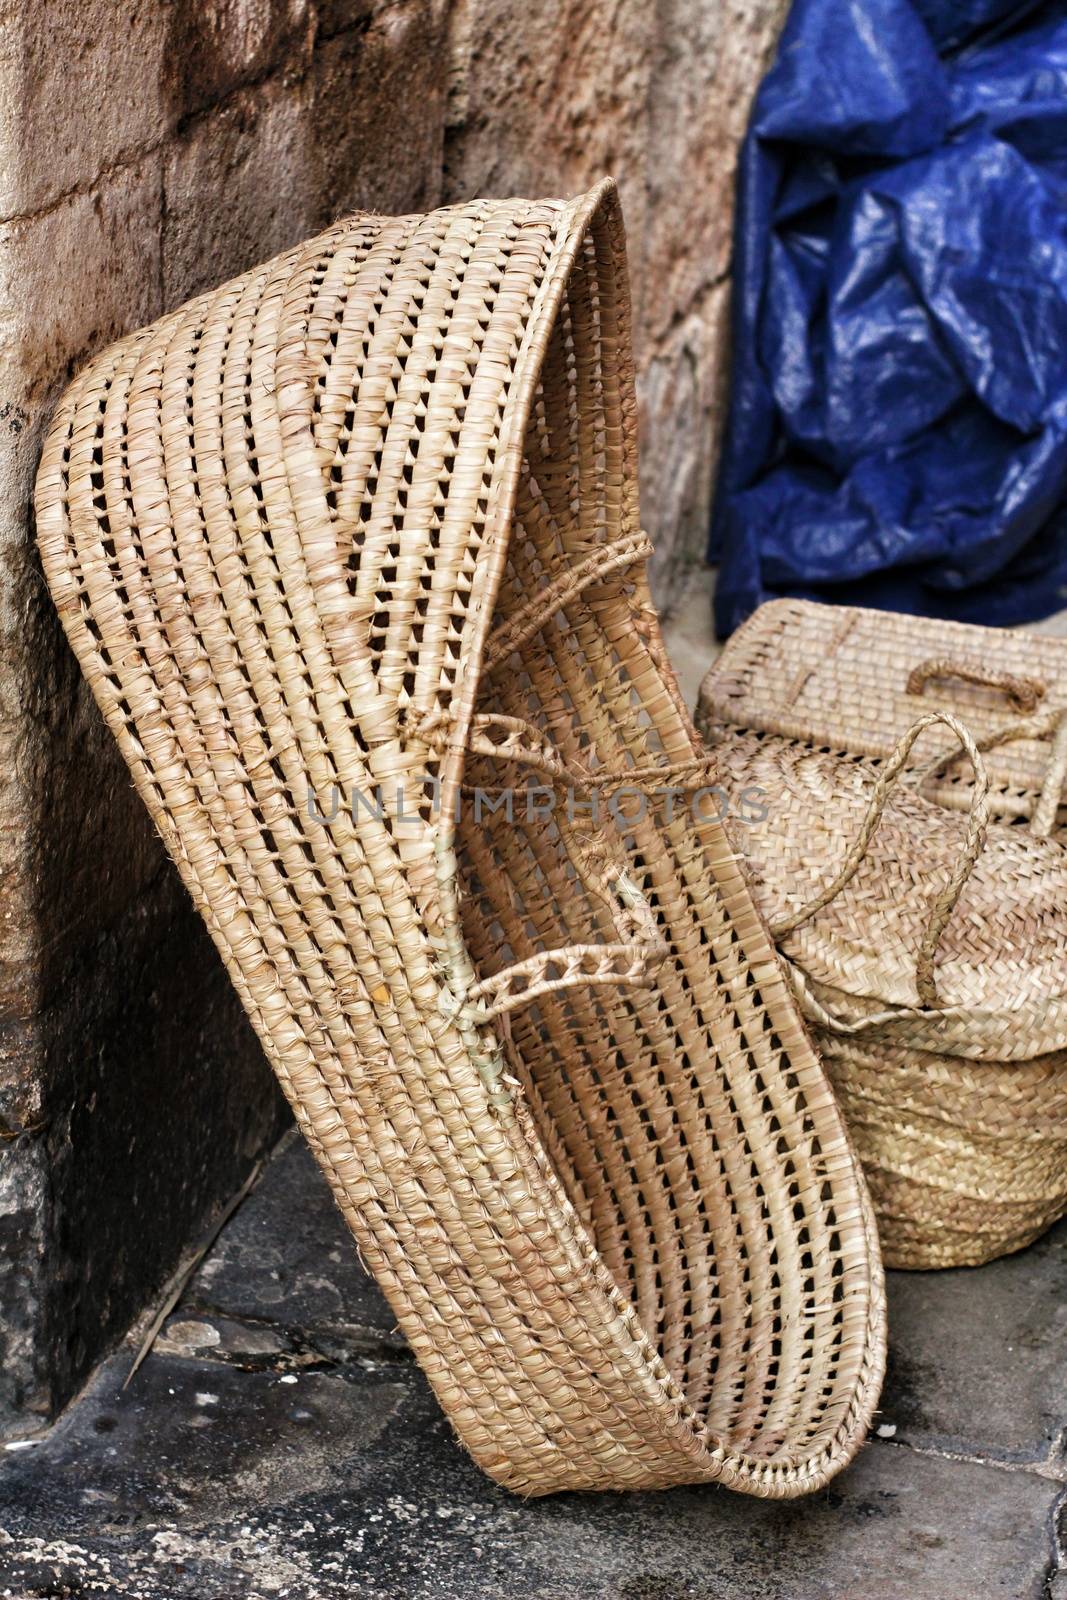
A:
[639, 295, 730, 601]
[162, 4, 447, 307]
[0, 106, 238, 1440]
[0, 1, 169, 219]
[0, 1143, 46, 1422]
[0, 156, 290, 1421]
[0, 156, 167, 1107]
[443, 0, 789, 604]
[0, 0, 458, 1436]
[443, 0, 651, 239]
[306, 1, 447, 219]
[162, 78, 321, 304]
[162, 0, 316, 123]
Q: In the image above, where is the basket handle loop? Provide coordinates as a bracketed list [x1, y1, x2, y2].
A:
[916, 702, 1067, 840]
[1026, 708, 1067, 838]
[438, 712, 668, 1026]
[768, 711, 992, 1009]
[906, 657, 1045, 715]
[481, 531, 654, 676]
[460, 850, 666, 1022]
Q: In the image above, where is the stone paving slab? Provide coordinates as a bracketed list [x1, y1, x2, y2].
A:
[0, 1136, 1063, 1600]
[186, 1134, 402, 1352]
[880, 1226, 1067, 1473]
[0, 1330, 1060, 1600]
[198, 1139, 1067, 1481]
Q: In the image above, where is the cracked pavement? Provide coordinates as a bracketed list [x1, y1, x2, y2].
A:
[0, 1132, 1064, 1600]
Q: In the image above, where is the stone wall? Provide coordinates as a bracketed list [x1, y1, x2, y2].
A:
[443, 0, 788, 601]
[0, 0, 450, 1434]
[0, 0, 783, 1431]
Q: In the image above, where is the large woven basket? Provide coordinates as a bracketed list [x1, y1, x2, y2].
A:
[699, 599, 1067, 1270]
[36, 184, 884, 1495]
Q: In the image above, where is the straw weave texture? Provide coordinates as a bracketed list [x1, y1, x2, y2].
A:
[704, 598, 1067, 833]
[35, 184, 883, 1493]
[699, 599, 1067, 1269]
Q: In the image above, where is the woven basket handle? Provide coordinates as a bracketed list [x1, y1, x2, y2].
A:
[462, 851, 666, 1022]
[918, 703, 1067, 841]
[768, 711, 991, 1009]
[907, 657, 1045, 715]
[441, 713, 668, 1024]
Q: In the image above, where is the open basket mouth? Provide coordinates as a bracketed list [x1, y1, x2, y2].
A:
[35, 181, 884, 1496]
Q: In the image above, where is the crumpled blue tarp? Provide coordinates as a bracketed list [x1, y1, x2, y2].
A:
[709, 0, 1067, 637]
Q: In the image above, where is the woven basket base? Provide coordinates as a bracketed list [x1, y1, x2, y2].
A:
[820, 1033, 1067, 1269]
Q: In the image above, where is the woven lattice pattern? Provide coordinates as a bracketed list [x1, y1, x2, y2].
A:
[702, 598, 1067, 831]
[36, 183, 883, 1494]
[700, 599, 1067, 1270]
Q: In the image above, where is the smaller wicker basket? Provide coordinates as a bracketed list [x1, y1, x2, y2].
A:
[699, 599, 1067, 1270]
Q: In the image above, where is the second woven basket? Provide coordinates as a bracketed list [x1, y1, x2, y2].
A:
[36, 183, 883, 1495]
[700, 599, 1067, 1270]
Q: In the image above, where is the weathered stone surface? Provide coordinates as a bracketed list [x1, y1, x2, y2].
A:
[0, 0, 791, 1437]
[640, 302, 727, 602]
[162, 0, 316, 123]
[2, 1357, 1058, 1600]
[0, 0, 450, 1435]
[162, 77, 325, 303]
[0, 1, 168, 218]
[305, 1, 448, 219]
[0, 1136, 1061, 1600]
[162, 3, 448, 305]
[444, 0, 789, 604]
[0, 161, 175, 1432]
[186, 1135, 402, 1350]
[0, 151, 289, 1436]
[0, 1344, 413, 1544]
[636, 0, 787, 602]
[0, 156, 164, 961]
[35, 889, 289, 1420]
[0, 1143, 46, 1424]
[659, 565, 722, 711]
[881, 1219, 1067, 1471]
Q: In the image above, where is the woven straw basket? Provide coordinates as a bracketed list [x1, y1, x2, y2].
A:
[35, 184, 884, 1495]
[699, 599, 1067, 1271]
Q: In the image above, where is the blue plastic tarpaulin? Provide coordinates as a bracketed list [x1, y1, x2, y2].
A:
[709, 0, 1067, 637]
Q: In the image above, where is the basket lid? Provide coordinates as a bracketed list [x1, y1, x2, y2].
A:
[702, 602, 1067, 1054]
[700, 599, 1067, 826]
[717, 723, 1067, 1058]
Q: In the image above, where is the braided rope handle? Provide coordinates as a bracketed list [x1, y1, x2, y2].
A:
[916, 703, 1067, 840]
[461, 856, 666, 1021]
[462, 712, 722, 795]
[907, 657, 1045, 715]
[481, 530, 654, 676]
[768, 711, 991, 1009]
[437, 712, 668, 1025]
[464, 713, 589, 789]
